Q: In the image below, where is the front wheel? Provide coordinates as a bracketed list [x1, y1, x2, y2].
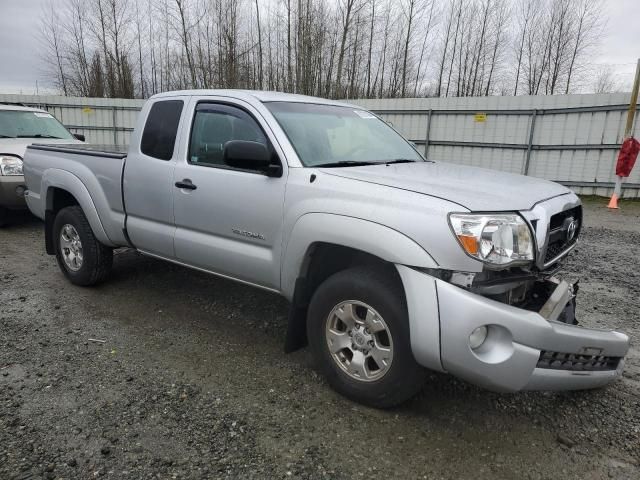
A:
[307, 266, 425, 408]
[53, 206, 113, 286]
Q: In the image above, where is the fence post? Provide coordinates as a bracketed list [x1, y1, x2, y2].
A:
[424, 109, 432, 158]
[112, 106, 118, 145]
[523, 109, 537, 175]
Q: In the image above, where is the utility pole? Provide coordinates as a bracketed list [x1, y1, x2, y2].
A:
[624, 59, 640, 139]
[609, 59, 640, 209]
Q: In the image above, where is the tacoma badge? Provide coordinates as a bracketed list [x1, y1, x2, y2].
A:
[232, 228, 265, 240]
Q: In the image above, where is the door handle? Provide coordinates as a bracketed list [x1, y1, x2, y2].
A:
[175, 179, 197, 190]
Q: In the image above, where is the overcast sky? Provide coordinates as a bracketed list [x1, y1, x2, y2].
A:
[0, 0, 638, 95]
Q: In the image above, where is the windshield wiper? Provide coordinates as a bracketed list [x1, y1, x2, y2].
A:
[16, 134, 63, 139]
[0, 134, 15, 138]
[383, 158, 418, 165]
[314, 161, 379, 168]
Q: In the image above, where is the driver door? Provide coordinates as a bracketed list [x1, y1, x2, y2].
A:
[171, 100, 287, 291]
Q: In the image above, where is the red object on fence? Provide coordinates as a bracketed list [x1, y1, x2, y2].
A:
[615, 137, 640, 177]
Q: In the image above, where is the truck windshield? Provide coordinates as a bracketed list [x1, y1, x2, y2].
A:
[265, 102, 423, 167]
[0, 110, 74, 140]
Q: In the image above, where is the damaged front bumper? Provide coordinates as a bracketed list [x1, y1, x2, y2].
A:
[397, 266, 630, 392]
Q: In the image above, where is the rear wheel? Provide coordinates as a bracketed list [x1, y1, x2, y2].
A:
[53, 206, 113, 286]
[307, 266, 424, 408]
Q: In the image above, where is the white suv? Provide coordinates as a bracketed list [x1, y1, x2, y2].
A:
[0, 103, 82, 226]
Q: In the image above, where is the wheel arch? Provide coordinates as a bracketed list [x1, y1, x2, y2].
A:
[282, 213, 438, 353]
[43, 170, 113, 254]
[281, 213, 437, 299]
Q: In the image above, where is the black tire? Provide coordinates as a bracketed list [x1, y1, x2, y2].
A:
[53, 205, 113, 286]
[307, 266, 425, 408]
[0, 207, 6, 227]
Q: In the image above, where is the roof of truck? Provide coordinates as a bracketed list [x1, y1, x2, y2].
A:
[150, 89, 356, 108]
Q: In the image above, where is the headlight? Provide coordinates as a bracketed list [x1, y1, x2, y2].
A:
[0, 156, 23, 176]
[449, 213, 534, 266]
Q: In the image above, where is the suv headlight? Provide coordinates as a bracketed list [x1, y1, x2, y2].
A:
[0, 156, 23, 176]
[449, 213, 534, 266]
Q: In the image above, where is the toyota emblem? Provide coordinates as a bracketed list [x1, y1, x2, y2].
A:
[566, 219, 578, 242]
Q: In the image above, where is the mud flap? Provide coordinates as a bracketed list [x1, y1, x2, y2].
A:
[45, 210, 55, 254]
[284, 278, 309, 353]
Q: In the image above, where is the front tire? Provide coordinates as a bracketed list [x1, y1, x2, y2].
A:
[307, 266, 424, 408]
[53, 206, 113, 286]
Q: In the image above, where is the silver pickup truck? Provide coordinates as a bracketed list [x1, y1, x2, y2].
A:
[23, 90, 629, 408]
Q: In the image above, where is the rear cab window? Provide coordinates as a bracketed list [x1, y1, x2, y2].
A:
[140, 100, 184, 160]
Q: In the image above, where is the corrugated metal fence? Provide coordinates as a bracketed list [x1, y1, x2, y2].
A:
[353, 93, 640, 198]
[1, 92, 638, 197]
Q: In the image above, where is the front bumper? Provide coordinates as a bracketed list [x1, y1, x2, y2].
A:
[396, 266, 630, 392]
[0, 175, 27, 209]
[437, 279, 629, 392]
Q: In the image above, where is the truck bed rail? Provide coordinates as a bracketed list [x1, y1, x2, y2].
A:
[27, 143, 127, 159]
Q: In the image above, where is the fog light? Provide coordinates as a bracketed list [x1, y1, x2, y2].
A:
[15, 185, 26, 197]
[469, 326, 488, 350]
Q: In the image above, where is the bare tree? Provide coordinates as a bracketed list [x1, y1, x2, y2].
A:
[170, 0, 198, 88]
[254, 0, 264, 89]
[39, 0, 613, 100]
[400, 0, 419, 97]
[484, 0, 509, 95]
[512, 0, 538, 95]
[564, 0, 603, 93]
[591, 65, 618, 94]
[134, 0, 146, 97]
[413, 0, 436, 97]
[40, 2, 69, 95]
[335, 0, 364, 97]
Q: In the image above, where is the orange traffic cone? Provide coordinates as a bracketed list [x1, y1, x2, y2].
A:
[608, 175, 624, 210]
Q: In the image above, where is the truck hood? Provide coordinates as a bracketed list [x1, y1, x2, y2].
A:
[0, 138, 82, 159]
[320, 161, 571, 211]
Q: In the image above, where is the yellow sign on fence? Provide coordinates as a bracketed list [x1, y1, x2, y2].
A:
[474, 113, 487, 123]
[82, 107, 94, 114]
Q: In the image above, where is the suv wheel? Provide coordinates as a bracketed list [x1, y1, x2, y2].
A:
[307, 266, 424, 408]
[53, 206, 113, 286]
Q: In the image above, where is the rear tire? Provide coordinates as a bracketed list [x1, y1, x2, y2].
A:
[53, 206, 113, 286]
[307, 266, 424, 408]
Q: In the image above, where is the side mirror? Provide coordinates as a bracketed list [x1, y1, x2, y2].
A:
[73, 133, 86, 142]
[223, 140, 281, 176]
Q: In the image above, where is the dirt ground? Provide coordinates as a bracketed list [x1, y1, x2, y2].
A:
[1, 198, 638, 480]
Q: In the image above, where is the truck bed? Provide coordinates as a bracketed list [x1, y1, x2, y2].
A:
[24, 143, 129, 247]
[28, 143, 128, 159]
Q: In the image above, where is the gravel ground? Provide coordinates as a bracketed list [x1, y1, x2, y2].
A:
[1, 198, 638, 480]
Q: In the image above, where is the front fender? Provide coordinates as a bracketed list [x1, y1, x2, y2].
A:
[281, 212, 438, 299]
[43, 169, 114, 247]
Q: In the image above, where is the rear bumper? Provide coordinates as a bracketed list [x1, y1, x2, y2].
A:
[397, 265, 630, 392]
[436, 279, 629, 392]
[0, 175, 27, 209]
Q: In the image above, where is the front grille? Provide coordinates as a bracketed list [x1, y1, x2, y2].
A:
[543, 206, 582, 264]
[545, 241, 571, 263]
[537, 350, 621, 372]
